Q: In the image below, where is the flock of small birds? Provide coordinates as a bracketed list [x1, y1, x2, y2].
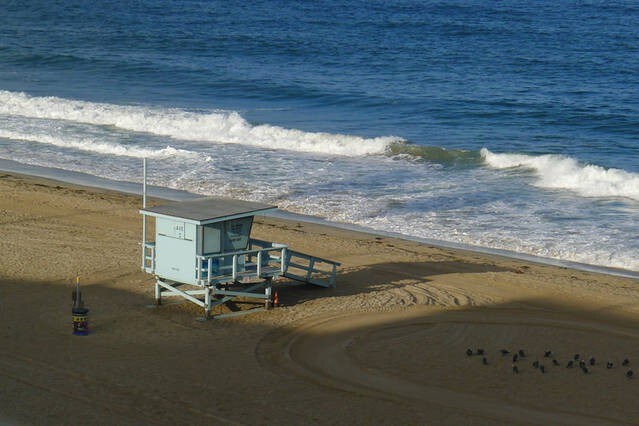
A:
[466, 348, 633, 379]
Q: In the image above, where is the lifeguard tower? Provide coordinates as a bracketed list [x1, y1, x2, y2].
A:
[140, 196, 340, 319]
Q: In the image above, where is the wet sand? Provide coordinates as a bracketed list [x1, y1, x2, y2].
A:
[0, 172, 637, 425]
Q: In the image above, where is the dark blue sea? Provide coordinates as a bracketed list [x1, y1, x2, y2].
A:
[1, 0, 638, 271]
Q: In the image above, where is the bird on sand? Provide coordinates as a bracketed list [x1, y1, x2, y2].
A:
[500, 349, 510, 356]
[566, 360, 574, 368]
[513, 354, 519, 363]
[581, 366, 589, 374]
[574, 354, 580, 361]
[518, 349, 526, 357]
[482, 357, 488, 365]
[477, 348, 485, 356]
[544, 351, 553, 358]
[552, 359, 560, 366]
[466, 349, 473, 356]
[512, 364, 519, 374]
[540, 365, 545, 374]
[579, 360, 586, 369]
[532, 360, 539, 369]
[589, 357, 596, 366]
[627, 369, 633, 379]
[606, 361, 613, 369]
[622, 358, 630, 366]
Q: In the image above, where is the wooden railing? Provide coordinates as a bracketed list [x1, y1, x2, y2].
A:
[283, 250, 341, 288]
[145, 237, 340, 288]
[195, 240, 288, 285]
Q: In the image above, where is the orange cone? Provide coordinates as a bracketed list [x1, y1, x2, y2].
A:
[273, 291, 279, 307]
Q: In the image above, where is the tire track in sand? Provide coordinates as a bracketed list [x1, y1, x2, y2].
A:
[256, 309, 633, 425]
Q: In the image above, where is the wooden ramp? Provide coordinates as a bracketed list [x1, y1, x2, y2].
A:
[283, 250, 341, 288]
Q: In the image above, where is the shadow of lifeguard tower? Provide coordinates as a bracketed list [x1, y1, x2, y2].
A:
[140, 197, 340, 319]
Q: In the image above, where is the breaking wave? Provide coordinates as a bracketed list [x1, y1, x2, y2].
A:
[0, 91, 484, 165]
[0, 90, 402, 156]
[481, 148, 639, 201]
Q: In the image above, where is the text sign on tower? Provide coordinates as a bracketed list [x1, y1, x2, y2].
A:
[173, 222, 185, 239]
[157, 218, 189, 240]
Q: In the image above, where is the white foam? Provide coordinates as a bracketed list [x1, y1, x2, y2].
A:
[481, 148, 639, 201]
[0, 90, 402, 156]
[0, 129, 196, 159]
[354, 208, 639, 272]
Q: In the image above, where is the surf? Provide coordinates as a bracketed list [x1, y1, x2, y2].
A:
[0, 90, 402, 156]
[481, 148, 639, 201]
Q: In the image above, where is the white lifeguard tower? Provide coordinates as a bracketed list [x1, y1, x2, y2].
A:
[140, 189, 339, 319]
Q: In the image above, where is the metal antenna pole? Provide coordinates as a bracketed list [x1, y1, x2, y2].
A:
[143, 157, 147, 209]
[141, 158, 147, 270]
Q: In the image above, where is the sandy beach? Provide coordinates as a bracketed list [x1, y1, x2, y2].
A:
[1, 172, 638, 425]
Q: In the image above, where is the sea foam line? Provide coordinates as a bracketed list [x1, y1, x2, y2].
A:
[481, 148, 639, 201]
[0, 90, 402, 156]
[0, 129, 197, 159]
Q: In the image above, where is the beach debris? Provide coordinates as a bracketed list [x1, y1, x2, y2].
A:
[466, 349, 473, 356]
[512, 353, 519, 363]
[532, 360, 539, 369]
[273, 291, 280, 307]
[500, 349, 510, 356]
[518, 349, 526, 357]
[482, 357, 488, 365]
[512, 364, 519, 374]
[544, 350, 553, 358]
[477, 348, 485, 356]
[552, 359, 560, 366]
[606, 361, 614, 369]
[539, 365, 545, 374]
[566, 360, 574, 368]
[627, 369, 633, 379]
[622, 358, 630, 366]
[589, 357, 596, 366]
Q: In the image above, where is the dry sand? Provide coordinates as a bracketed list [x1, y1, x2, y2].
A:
[0, 172, 638, 425]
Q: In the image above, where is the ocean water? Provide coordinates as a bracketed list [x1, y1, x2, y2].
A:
[0, 1, 638, 271]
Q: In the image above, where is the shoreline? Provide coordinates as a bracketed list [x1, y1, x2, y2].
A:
[1, 157, 637, 280]
[2, 169, 639, 424]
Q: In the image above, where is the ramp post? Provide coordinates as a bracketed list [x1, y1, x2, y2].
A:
[265, 278, 272, 309]
[204, 287, 212, 319]
[155, 278, 162, 305]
